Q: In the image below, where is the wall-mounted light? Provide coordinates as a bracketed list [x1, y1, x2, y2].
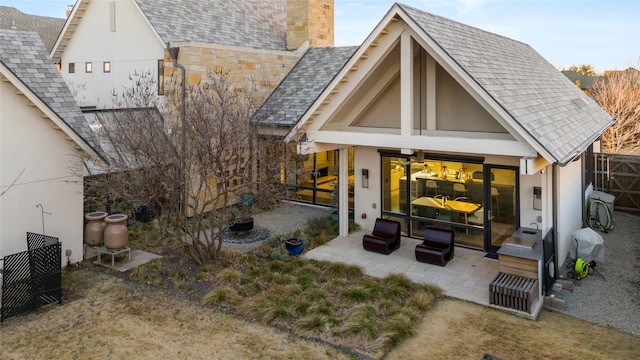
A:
[533, 186, 542, 210]
[362, 169, 369, 188]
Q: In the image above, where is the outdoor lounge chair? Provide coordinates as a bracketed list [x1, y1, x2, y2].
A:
[362, 218, 401, 255]
[415, 227, 454, 266]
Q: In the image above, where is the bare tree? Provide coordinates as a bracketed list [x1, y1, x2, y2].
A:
[589, 68, 640, 154]
[85, 70, 297, 264]
[569, 64, 597, 76]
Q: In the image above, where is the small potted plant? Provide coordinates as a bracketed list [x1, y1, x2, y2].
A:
[285, 237, 304, 256]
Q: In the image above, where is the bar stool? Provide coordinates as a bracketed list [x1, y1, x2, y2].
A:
[426, 180, 439, 196]
[491, 187, 501, 216]
[453, 183, 467, 198]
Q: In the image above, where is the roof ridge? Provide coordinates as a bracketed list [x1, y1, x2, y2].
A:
[396, 2, 530, 47]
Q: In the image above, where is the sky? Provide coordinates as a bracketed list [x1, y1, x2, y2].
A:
[1, 0, 638, 73]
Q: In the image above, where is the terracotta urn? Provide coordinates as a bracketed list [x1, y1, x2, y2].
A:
[84, 211, 108, 246]
[103, 214, 129, 249]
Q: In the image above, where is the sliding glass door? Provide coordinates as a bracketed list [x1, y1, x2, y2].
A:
[484, 165, 519, 255]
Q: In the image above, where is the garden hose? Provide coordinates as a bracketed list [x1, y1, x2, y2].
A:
[574, 258, 589, 279]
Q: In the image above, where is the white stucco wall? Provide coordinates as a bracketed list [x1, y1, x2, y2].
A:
[519, 172, 544, 230]
[1, 83, 85, 266]
[354, 146, 381, 231]
[60, 0, 165, 109]
[555, 159, 584, 264]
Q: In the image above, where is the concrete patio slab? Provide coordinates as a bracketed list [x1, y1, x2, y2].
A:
[304, 229, 499, 306]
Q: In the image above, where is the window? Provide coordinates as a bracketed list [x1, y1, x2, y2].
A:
[85, 62, 92, 73]
[103, 61, 111, 73]
[68, 62, 75, 73]
[157, 59, 164, 95]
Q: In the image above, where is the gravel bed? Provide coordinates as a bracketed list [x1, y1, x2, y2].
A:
[553, 211, 640, 335]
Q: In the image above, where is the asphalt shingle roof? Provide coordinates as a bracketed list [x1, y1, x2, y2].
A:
[135, 0, 287, 51]
[397, 3, 614, 163]
[0, 29, 104, 160]
[254, 46, 357, 126]
[0, 6, 65, 52]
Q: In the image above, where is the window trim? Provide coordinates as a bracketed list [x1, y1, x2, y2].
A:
[68, 62, 75, 73]
[103, 61, 111, 73]
[85, 62, 92, 73]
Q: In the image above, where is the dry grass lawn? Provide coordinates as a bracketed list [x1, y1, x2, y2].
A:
[0, 270, 348, 360]
[387, 299, 640, 359]
[1, 268, 638, 359]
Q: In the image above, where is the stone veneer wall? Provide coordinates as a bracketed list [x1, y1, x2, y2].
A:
[287, 0, 334, 50]
[164, 44, 301, 95]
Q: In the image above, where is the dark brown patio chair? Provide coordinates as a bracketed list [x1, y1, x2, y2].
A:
[362, 218, 401, 255]
[415, 226, 454, 266]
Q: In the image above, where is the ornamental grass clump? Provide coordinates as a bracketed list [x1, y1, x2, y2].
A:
[325, 262, 364, 279]
[215, 269, 243, 285]
[202, 286, 241, 306]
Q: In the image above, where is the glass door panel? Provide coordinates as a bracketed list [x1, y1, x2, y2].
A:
[486, 165, 518, 255]
[382, 157, 405, 214]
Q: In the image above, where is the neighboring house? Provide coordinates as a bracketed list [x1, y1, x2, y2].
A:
[0, 29, 105, 266]
[50, 0, 334, 109]
[264, 4, 614, 276]
[0, 6, 65, 52]
[561, 70, 606, 91]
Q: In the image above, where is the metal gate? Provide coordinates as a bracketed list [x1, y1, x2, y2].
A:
[1, 233, 62, 322]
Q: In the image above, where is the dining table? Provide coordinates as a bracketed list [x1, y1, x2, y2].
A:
[411, 196, 481, 226]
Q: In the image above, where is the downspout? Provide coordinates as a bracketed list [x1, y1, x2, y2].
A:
[167, 47, 186, 216]
[552, 162, 559, 274]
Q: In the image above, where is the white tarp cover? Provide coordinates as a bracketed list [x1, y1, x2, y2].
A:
[570, 227, 605, 263]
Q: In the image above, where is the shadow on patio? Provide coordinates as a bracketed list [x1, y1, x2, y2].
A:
[304, 229, 499, 305]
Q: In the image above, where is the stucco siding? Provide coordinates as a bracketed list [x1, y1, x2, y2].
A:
[435, 64, 505, 133]
[353, 146, 381, 231]
[1, 84, 84, 265]
[60, 0, 165, 108]
[555, 159, 583, 264]
[352, 76, 401, 128]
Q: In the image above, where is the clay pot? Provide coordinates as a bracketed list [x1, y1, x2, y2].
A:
[104, 214, 129, 249]
[84, 211, 108, 246]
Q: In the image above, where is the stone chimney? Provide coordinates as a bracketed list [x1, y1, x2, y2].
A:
[286, 0, 334, 50]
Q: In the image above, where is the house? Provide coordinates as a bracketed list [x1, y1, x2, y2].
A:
[0, 6, 65, 52]
[0, 29, 105, 266]
[260, 3, 614, 284]
[561, 70, 607, 91]
[50, 0, 334, 109]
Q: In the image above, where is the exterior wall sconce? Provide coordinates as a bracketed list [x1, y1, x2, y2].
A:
[362, 169, 369, 188]
[533, 186, 542, 210]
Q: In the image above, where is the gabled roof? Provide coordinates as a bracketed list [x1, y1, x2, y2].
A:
[254, 46, 357, 126]
[398, 3, 614, 164]
[135, 0, 288, 50]
[0, 29, 105, 162]
[285, 3, 615, 165]
[0, 6, 65, 52]
[52, 0, 290, 61]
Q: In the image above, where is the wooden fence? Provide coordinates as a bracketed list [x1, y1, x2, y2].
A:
[594, 153, 640, 214]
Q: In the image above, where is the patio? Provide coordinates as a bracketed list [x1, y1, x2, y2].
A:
[304, 229, 499, 305]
